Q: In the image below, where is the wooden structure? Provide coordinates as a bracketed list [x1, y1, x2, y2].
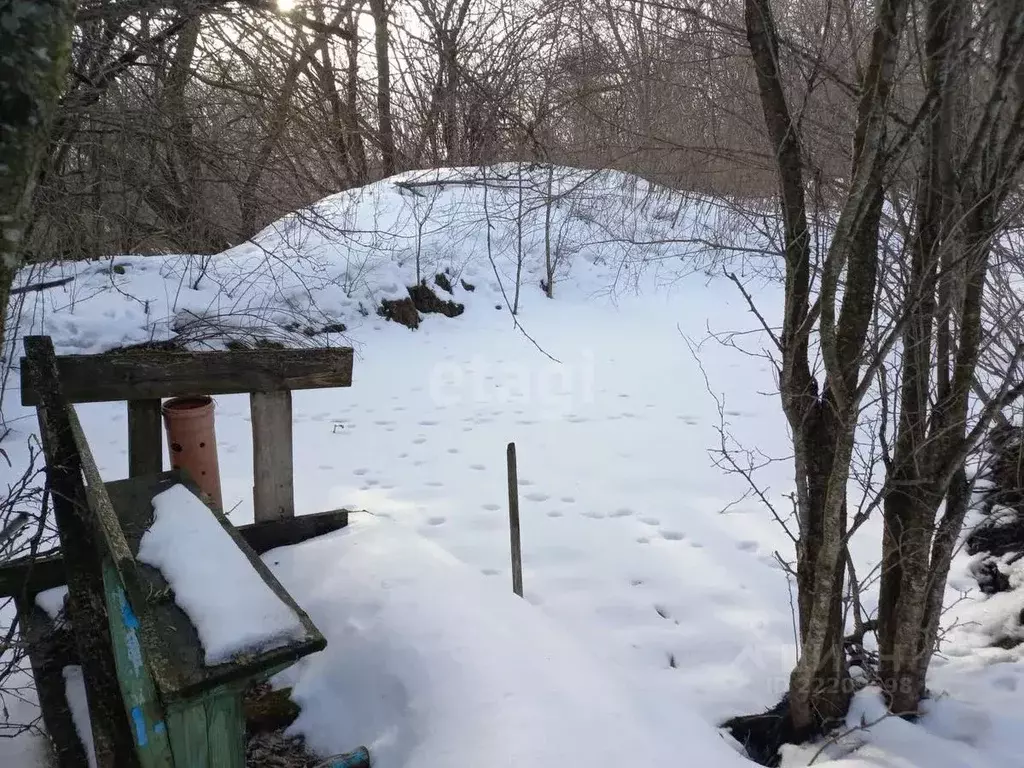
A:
[0, 336, 361, 768]
[20, 343, 354, 521]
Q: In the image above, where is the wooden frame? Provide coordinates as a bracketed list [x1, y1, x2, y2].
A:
[15, 337, 336, 768]
[20, 339, 354, 523]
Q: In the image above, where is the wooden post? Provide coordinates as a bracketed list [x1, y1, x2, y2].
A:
[251, 390, 295, 522]
[23, 336, 140, 768]
[16, 600, 88, 768]
[127, 399, 162, 476]
[506, 442, 523, 597]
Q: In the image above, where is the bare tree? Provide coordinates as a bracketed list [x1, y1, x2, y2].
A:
[739, 0, 1024, 738]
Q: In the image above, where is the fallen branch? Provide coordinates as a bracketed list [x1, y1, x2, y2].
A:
[10, 276, 75, 295]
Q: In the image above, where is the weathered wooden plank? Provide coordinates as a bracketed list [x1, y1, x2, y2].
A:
[23, 335, 141, 768]
[238, 509, 350, 555]
[0, 509, 351, 597]
[128, 400, 163, 477]
[67, 404, 148, 610]
[100, 562, 174, 768]
[102, 471, 326, 704]
[251, 391, 295, 522]
[21, 342, 354, 405]
[0, 548, 65, 597]
[167, 702, 210, 767]
[16, 599, 87, 768]
[204, 692, 246, 768]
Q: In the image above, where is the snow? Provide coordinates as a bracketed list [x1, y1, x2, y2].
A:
[62, 666, 96, 768]
[1, 164, 1021, 768]
[137, 483, 305, 665]
[35, 585, 68, 622]
[265, 517, 750, 768]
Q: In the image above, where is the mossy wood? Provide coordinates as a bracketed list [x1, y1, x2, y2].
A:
[0, 509, 350, 598]
[17, 336, 330, 767]
[19, 346, 354, 405]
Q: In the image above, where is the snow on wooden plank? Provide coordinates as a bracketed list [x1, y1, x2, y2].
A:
[137, 484, 305, 666]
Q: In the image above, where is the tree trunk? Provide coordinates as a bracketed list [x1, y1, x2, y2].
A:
[0, 0, 76, 355]
[744, 0, 850, 731]
[877, 0, 963, 713]
[368, 0, 397, 176]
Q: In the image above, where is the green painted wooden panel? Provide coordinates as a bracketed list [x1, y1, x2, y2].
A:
[206, 693, 245, 768]
[167, 690, 246, 768]
[167, 704, 209, 767]
[101, 559, 175, 768]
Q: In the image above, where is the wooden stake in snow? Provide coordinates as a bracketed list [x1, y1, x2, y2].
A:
[507, 442, 523, 597]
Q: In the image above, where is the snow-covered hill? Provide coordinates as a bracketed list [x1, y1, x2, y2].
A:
[1, 166, 1021, 768]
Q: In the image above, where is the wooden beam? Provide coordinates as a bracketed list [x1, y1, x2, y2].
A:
[0, 549, 65, 597]
[23, 336, 141, 768]
[17, 599, 88, 768]
[127, 399, 163, 476]
[21, 342, 354, 405]
[0, 510, 352, 597]
[251, 391, 295, 522]
[236, 509, 349, 555]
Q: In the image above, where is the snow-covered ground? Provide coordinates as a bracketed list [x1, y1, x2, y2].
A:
[1, 166, 1021, 768]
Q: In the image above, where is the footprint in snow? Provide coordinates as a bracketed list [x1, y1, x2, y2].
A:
[418, 420, 439, 426]
[412, 437, 427, 444]
[317, 465, 333, 471]
[425, 480, 443, 487]
[993, 676, 1018, 692]
[639, 516, 660, 526]
[582, 510, 607, 519]
[660, 530, 686, 541]
[636, 536, 650, 544]
[737, 540, 759, 552]
[610, 508, 634, 518]
[560, 496, 576, 503]
[447, 448, 459, 454]
[546, 510, 564, 518]
[353, 468, 369, 476]
[470, 464, 486, 471]
[518, 478, 535, 486]
[426, 516, 446, 526]
[481, 568, 499, 576]
[482, 503, 501, 511]
[524, 492, 550, 502]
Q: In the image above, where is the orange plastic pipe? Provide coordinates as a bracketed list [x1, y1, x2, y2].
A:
[162, 396, 223, 511]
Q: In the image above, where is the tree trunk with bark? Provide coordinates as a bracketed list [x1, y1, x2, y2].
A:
[0, 0, 75, 357]
[368, 0, 397, 176]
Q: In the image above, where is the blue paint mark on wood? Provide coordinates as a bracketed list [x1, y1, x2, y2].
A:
[132, 706, 148, 747]
[326, 747, 370, 767]
[154, 721, 166, 735]
[120, 591, 140, 629]
[115, 588, 145, 673]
